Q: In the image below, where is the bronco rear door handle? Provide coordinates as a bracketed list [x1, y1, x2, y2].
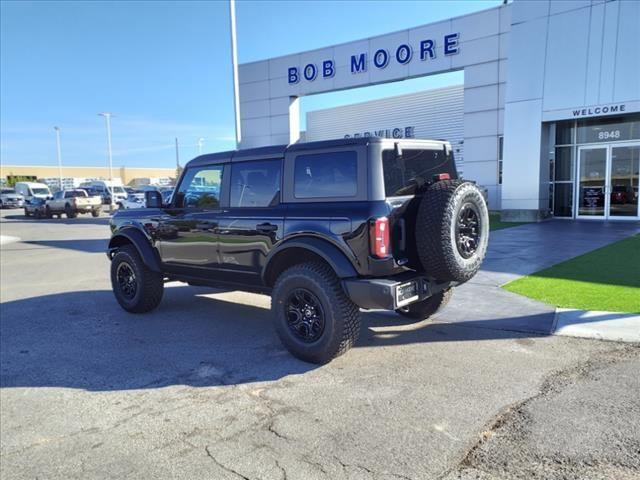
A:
[256, 222, 278, 233]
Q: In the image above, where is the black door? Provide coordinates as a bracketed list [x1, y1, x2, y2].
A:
[217, 159, 284, 285]
[156, 163, 225, 272]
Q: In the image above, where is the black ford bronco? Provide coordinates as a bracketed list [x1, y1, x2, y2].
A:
[108, 138, 489, 363]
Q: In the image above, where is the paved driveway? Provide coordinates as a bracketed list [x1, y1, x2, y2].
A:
[442, 220, 640, 334]
[1, 211, 638, 479]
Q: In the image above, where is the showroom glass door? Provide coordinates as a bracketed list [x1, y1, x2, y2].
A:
[609, 143, 640, 219]
[576, 146, 608, 219]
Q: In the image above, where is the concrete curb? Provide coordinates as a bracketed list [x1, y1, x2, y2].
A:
[552, 308, 640, 343]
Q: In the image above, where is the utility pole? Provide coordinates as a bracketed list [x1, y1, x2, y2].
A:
[54, 126, 63, 191]
[229, 0, 241, 147]
[175, 137, 182, 178]
[197, 137, 204, 155]
[175, 137, 180, 168]
[98, 113, 114, 181]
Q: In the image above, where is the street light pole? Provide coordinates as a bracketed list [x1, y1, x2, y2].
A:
[175, 137, 180, 168]
[98, 112, 114, 181]
[197, 137, 204, 155]
[54, 126, 63, 191]
[229, 0, 241, 147]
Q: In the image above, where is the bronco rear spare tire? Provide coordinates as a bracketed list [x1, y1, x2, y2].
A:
[415, 180, 489, 283]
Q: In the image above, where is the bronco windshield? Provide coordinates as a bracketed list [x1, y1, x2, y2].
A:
[382, 148, 457, 197]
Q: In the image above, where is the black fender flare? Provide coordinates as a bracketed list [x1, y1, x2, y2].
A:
[108, 227, 162, 272]
[262, 237, 358, 284]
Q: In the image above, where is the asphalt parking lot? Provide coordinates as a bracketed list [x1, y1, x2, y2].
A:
[1, 209, 638, 480]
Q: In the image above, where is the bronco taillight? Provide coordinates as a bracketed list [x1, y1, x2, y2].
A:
[370, 217, 390, 259]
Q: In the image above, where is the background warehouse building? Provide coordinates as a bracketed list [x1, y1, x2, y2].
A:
[237, 0, 640, 221]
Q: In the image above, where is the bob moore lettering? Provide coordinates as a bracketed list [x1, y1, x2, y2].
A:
[288, 33, 460, 84]
[344, 126, 415, 139]
[572, 104, 626, 117]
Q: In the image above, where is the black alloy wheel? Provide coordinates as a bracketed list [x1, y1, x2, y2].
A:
[285, 288, 325, 343]
[455, 203, 480, 259]
[116, 261, 137, 300]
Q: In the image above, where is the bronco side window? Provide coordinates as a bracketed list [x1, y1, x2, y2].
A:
[174, 165, 224, 209]
[293, 151, 357, 198]
[230, 159, 281, 207]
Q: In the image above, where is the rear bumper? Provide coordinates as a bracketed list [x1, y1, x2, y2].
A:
[75, 205, 101, 212]
[1, 200, 24, 207]
[342, 274, 454, 310]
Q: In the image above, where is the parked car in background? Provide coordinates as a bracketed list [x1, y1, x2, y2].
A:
[117, 192, 146, 209]
[80, 181, 127, 205]
[23, 197, 47, 218]
[45, 189, 102, 218]
[14, 182, 51, 202]
[611, 185, 633, 204]
[0, 188, 25, 208]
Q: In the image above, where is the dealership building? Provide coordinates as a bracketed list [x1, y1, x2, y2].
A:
[237, 0, 639, 221]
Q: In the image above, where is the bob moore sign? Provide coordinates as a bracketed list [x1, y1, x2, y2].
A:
[344, 126, 415, 139]
[288, 33, 460, 84]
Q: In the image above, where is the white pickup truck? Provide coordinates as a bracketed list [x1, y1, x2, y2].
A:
[45, 189, 102, 218]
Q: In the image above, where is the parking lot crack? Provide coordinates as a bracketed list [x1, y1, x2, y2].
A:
[300, 457, 329, 475]
[267, 418, 290, 441]
[438, 344, 640, 479]
[204, 445, 251, 480]
[275, 459, 288, 480]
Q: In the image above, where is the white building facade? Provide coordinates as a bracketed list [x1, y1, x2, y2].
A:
[237, 0, 640, 221]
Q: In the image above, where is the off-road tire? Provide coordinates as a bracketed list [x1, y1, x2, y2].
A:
[65, 204, 77, 219]
[416, 180, 489, 283]
[110, 245, 164, 313]
[91, 208, 101, 217]
[272, 261, 361, 364]
[396, 288, 453, 320]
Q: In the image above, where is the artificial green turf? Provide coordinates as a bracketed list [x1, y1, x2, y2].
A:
[489, 213, 529, 231]
[503, 234, 640, 313]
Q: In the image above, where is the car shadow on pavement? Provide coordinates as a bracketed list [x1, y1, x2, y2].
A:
[2, 214, 111, 225]
[16, 239, 109, 253]
[0, 285, 556, 392]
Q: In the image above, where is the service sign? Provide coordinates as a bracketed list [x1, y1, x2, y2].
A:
[344, 126, 415, 139]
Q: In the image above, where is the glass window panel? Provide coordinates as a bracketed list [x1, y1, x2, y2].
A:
[578, 148, 606, 216]
[230, 159, 281, 207]
[382, 148, 456, 196]
[294, 151, 357, 198]
[609, 145, 639, 217]
[577, 113, 640, 144]
[554, 147, 573, 181]
[553, 183, 573, 217]
[175, 165, 223, 209]
[555, 120, 574, 145]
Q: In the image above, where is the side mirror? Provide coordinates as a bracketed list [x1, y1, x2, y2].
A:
[145, 190, 163, 208]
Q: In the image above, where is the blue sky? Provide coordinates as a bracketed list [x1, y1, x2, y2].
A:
[0, 0, 500, 168]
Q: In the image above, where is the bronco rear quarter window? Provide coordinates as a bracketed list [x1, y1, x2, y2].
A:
[383, 148, 456, 197]
[294, 151, 357, 199]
